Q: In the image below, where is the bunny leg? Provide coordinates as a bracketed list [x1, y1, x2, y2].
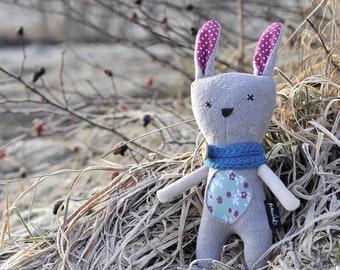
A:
[237, 222, 272, 270]
[196, 205, 232, 269]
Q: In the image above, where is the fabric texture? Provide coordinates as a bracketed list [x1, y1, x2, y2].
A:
[190, 20, 283, 270]
[206, 170, 252, 223]
[194, 20, 221, 79]
[205, 142, 267, 170]
[195, 20, 220, 76]
[253, 22, 283, 77]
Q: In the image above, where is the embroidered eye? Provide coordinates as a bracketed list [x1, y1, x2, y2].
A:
[247, 94, 255, 101]
[205, 101, 212, 108]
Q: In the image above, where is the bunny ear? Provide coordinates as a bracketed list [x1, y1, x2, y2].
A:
[253, 22, 282, 76]
[194, 20, 220, 79]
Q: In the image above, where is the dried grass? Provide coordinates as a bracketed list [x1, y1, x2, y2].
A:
[1, 151, 206, 270]
[1, 1, 340, 269]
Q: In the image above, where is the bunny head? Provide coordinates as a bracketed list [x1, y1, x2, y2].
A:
[191, 20, 282, 145]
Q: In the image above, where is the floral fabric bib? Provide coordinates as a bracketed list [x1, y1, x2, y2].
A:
[206, 170, 252, 223]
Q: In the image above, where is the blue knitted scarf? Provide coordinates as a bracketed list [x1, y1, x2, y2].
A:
[205, 142, 267, 170]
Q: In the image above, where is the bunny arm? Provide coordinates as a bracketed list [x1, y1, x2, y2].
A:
[257, 164, 300, 211]
[157, 166, 209, 203]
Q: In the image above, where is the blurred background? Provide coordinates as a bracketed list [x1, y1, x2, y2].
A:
[0, 0, 336, 181]
[0, 0, 309, 43]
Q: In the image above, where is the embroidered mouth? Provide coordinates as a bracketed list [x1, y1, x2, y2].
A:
[221, 108, 234, 118]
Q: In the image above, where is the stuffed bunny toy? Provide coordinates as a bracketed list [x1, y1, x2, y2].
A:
[157, 20, 300, 269]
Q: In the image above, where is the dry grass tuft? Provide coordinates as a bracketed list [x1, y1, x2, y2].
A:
[1, 152, 206, 270]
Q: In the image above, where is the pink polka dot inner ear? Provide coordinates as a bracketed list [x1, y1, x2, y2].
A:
[254, 22, 282, 76]
[196, 20, 220, 76]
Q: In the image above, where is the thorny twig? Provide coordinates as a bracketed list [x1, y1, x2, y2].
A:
[306, 18, 340, 70]
[59, 43, 68, 108]
[16, 27, 26, 79]
[0, 66, 133, 142]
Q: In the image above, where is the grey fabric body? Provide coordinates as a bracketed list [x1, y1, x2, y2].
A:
[196, 168, 272, 269]
[191, 72, 276, 269]
[191, 73, 276, 145]
[191, 20, 283, 269]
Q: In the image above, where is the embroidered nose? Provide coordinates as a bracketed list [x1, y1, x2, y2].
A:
[221, 108, 233, 118]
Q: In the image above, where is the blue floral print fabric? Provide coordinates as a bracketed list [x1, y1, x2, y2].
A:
[206, 170, 252, 223]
